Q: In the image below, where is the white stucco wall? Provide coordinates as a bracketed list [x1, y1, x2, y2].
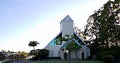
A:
[45, 45, 61, 57]
[60, 15, 73, 37]
[81, 45, 90, 59]
[60, 21, 73, 36]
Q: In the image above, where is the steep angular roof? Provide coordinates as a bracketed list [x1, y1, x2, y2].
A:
[60, 33, 86, 50]
[60, 15, 73, 24]
[60, 39, 81, 50]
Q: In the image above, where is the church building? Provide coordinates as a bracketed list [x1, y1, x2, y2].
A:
[44, 15, 90, 60]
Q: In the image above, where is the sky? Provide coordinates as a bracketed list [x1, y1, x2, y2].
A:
[0, 0, 109, 52]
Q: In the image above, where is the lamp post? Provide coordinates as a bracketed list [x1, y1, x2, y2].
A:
[64, 49, 68, 60]
[65, 50, 68, 60]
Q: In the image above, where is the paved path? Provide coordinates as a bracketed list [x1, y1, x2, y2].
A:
[9, 60, 31, 63]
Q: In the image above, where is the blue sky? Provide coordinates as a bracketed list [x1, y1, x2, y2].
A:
[0, 0, 109, 52]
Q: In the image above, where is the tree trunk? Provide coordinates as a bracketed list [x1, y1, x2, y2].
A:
[33, 46, 36, 55]
[33, 46, 35, 51]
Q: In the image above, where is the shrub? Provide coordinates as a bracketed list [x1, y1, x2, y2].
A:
[29, 50, 36, 55]
[102, 55, 115, 63]
[111, 46, 120, 60]
[0, 52, 5, 61]
[96, 50, 115, 60]
[30, 49, 49, 60]
[36, 49, 49, 60]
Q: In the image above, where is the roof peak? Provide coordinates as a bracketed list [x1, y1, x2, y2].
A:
[60, 15, 73, 24]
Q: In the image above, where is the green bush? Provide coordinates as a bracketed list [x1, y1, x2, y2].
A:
[96, 52, 103, 60]
[29, 50, 36, 55]
[96, 50, 115, 60]
[111, 46, 120, 60]
[36, 49, 49, 60]
[102, 55, 115, 63]
[0, 52, 5, 61]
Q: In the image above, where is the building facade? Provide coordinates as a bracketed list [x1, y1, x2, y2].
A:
[44, 15, 90, 60]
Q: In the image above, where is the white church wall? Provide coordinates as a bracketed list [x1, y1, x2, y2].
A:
[44, 15, 90, 60]
[60, 15, 73, 37]
[45, 45, 62, 57]
[61, 22, 73, 36]
[81, 45, 90, 59]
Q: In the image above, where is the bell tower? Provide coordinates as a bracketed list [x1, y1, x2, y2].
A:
[60, 15, 74, 37]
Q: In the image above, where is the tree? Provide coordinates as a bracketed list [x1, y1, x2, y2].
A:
[28, 41, 39, 51]
[73, 26, 86, 40]
[16, 51, 28, 60]
[84, 0, 120, 60]
[84, 0, 120, 47]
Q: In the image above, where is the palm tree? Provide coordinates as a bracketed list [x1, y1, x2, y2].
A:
[28, 41, 39, 51]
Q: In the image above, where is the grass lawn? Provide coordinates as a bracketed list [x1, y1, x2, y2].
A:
[32, 59, 103, 63]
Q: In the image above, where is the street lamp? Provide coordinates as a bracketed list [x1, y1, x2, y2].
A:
[65, 50, 69, 53]
[64, 49, 68, 61]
